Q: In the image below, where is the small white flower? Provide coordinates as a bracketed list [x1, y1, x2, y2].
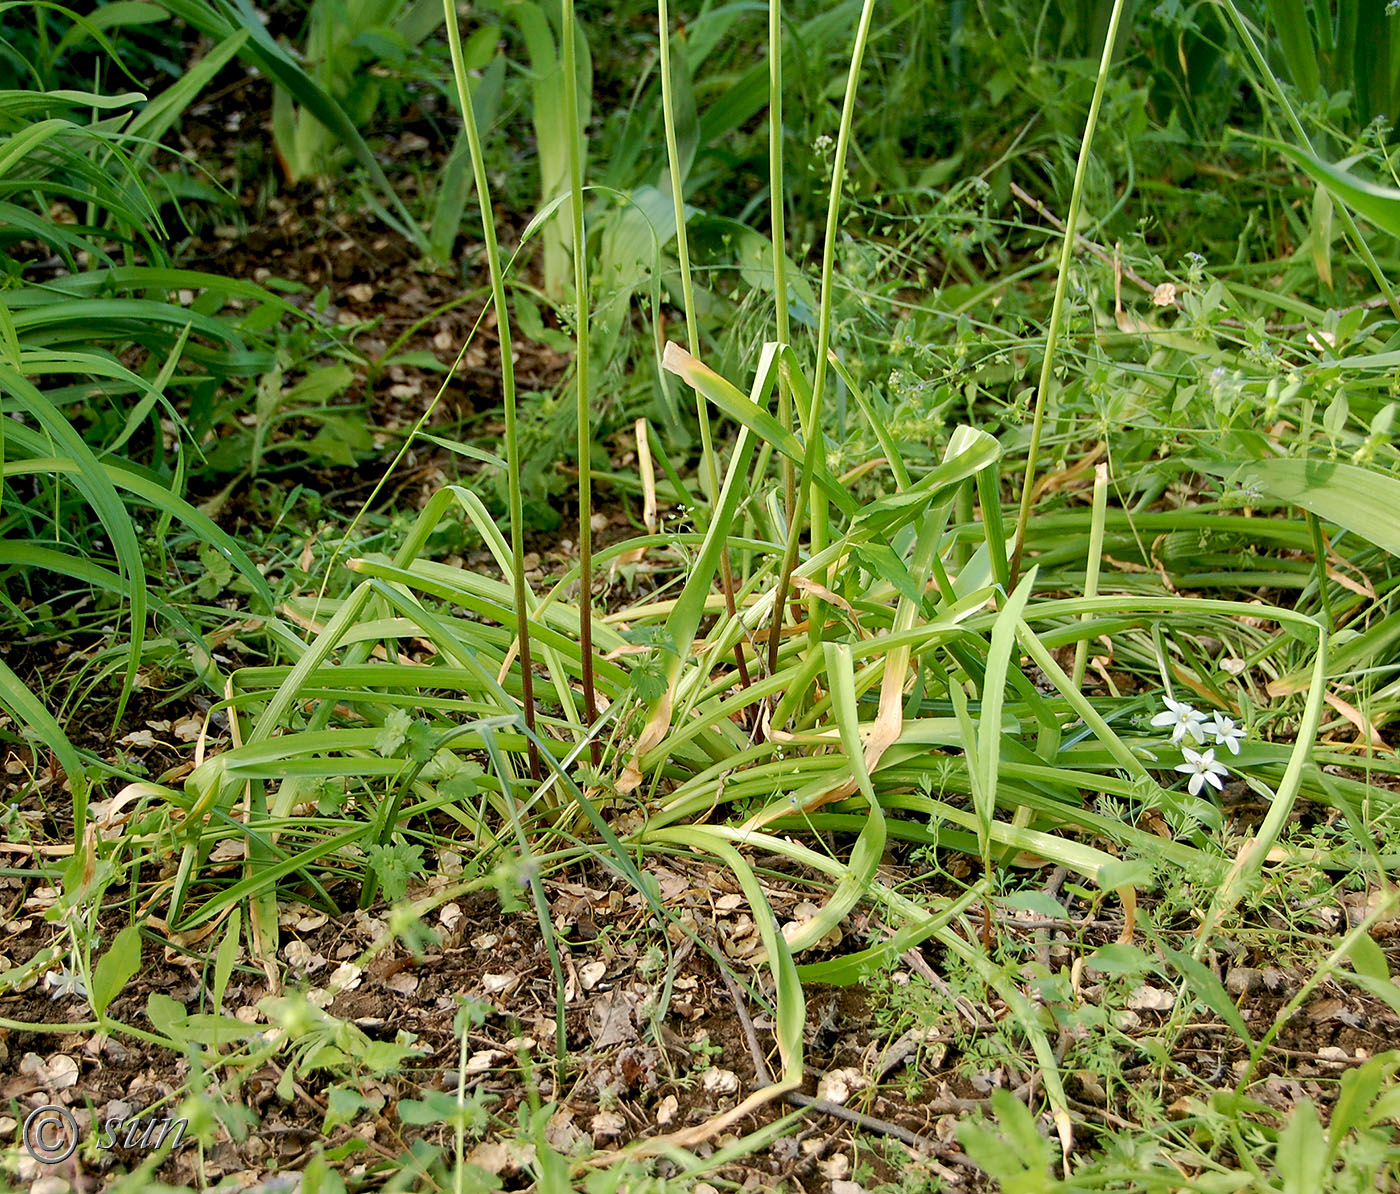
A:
[1206, 712, 1245, 755]
[1176, 747, 1229, 797]
[44, 968, 88, 1001]
[1151, 697, 1207, 745]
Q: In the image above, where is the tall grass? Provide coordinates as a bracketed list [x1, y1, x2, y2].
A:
[0, 63, 286, 836]
[560, 0, 600, 762]
[1010, 0, 1128, 587]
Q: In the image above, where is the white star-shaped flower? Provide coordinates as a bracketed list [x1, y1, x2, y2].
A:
[1206, 712, 1245, 755]
[1176, 747, 1229, 796]
[1151, 697, 1207, 745]
[44, 967, 88, 1001]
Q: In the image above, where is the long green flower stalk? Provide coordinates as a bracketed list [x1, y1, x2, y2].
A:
[765, 0, 877, 675]
[442, 0, 538, 777]
[657, 0, 751, 690]
[769, 0, 794, 525]
[561, 0, 600, 763]
[1009, 0, 1128, 589]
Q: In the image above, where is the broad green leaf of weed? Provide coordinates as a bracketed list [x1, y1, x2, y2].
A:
[196, 541, 235, 599]
[398, 1089, 493, 1132]
[305, 414, 376, 468]
[1328, 1053, 1391, 1155]
[1275, 1099, 1329, 1194]
[514, 293, 574, 353]
[404, 718, 436, 765]
[531, 1125, 572, 1194]
[147, 991, 189, 1039]
[440, 763, 484, 802]
[956, 1088, 1057, 1192]
[360, 1035, 425, 1075]
[450, 1165, 502, 1194]
[366, 840, 425, 902]
[323, 1085, 383, 1133]
[1345, 931, 1391, 983]
[1275, 144, 1400, 240]
[1085, 942, 1154, 978]
[376, 708, 414, 756]
[301, 1151, 351, 1194]
[1001, 890, 1069, 920]
[90, 924, 143, 1018]
[1160, 944, 1252, 1044]
[1096, 858, 1154, 891]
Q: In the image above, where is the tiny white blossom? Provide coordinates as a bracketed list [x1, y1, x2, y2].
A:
[1151, 697, 1207, 745]
[1206, 712, 1245, 755]
[44, 968, 88, 1001]
[1176, 747, 1229, 796]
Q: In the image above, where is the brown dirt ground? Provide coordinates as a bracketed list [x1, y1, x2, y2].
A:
[3, 725, 1400, 1192]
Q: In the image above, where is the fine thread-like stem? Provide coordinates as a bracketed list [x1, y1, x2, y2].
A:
[657, 0, 750, 691]
[560, 0, 599, 765]
[769, 0, 794, 526]
[1009, 0, 1129, 590]
[443, 0, 538, 778]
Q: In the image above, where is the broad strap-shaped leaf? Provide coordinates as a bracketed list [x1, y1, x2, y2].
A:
[1274, 144, 1400, 240]
[779, 642, 885, 952]
[662, 341, 858, 517]
[849, 424, 1001, 537]
[1219, 456, 1400, 559]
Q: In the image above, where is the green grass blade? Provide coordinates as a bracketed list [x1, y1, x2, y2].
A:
[1265, 0, 1320, 100]
[975, 570, 1038, 867]
[0, 656, 88, 836]
[1010, 0, 1130, 584]
[1274, 143, 1400, 240]
[0, 360, 146, 726]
